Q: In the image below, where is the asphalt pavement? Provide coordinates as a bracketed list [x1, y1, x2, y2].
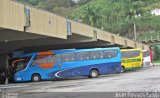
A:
[1, 66, 160, 98]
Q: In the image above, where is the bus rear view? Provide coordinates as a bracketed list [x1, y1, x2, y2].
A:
[142, 50, 153, 67]
[121, 49, 143, 72]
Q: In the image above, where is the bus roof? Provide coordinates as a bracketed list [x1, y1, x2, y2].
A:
[121, 48, 142, 52]
[142, 50, 149, 52]
[55, 47, 120, 54]
[18, 47, 120, 58]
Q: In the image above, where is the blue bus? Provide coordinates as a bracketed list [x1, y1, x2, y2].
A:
[11, 47, 122, 82]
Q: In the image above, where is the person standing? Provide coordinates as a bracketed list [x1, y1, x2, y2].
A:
[1, 71, 6, 84]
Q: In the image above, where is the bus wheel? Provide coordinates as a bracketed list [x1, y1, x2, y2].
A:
[89, 69, 99, 78]
[32, 74, 41, 82]
[121, 66, 126, 73]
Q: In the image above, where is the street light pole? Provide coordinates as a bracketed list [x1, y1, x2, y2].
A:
[134, 22, 137, 41]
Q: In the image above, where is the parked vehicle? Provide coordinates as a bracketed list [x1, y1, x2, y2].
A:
[11, 47, 122, 82]
[142, 50, 153, 67]
[121, 49, 143, 72]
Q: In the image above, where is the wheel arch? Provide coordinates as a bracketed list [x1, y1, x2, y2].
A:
[31, 73, 41, 80]
[121, 65, 126, 73]
[121, 65, 125, 68]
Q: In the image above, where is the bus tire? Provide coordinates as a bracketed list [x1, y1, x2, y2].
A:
[32, 74, 41, 82]
[121, 66, 126, 73]
[89, 69, 99, 78]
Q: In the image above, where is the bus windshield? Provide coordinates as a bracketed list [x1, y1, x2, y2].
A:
[143, 51, 150, 58]
[121, 50, 140, 58]
[12, 57, 31, 72]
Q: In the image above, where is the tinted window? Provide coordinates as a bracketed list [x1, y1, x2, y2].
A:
[15, 60, 27, 72]
[62, 53, 75, 62]
[13, 57, 31, 72]
[90, 51, 103, 60]
[103, 49, 118, 58]
[33, 54, 58, 65]
[121, 50, 140, 58]
[76, 52, 90, 61]
[35, 55, 47, 64]
[47, 55, 59, 62]
[143, 51, 150, 57]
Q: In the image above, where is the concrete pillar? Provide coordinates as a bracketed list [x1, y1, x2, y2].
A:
[5, 55, 9, 85]
[92, 29, 97, 41]
[134, 43, 137, 48]
[123, 40, 127, 48]
[111, 35, 115, 44]
[0, 55, 7, 71]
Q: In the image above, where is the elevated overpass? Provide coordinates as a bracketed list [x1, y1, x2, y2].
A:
[0, 0, 149, 70]
[140, 36, 160, 46]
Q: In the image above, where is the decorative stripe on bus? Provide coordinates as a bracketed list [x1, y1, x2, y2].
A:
[122, 58, 141, 63]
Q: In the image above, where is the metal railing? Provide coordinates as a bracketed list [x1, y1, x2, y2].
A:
[139, 34, 160, 42]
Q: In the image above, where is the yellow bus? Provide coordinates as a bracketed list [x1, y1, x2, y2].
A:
[121, 49, 143, 72]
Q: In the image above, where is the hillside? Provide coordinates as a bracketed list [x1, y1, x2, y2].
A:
[16, 0, 90, 16]
[17, 0, 160, 40]
[69, 0, 160, 40]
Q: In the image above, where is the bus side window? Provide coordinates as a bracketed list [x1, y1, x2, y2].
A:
[47, 54, 58, 63]
[133, 50, 140, 57]
[32, 55, 47, 66]
[122, 50, 140, 58]
[62, 53, 75, 62]
[32, 54, 56, 65]
[103, 49, 118, 59]
[90, 51, 103, 60]
[76, 52, 90, 61]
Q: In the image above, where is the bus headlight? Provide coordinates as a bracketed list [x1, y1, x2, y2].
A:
[17, 78, 22, 81]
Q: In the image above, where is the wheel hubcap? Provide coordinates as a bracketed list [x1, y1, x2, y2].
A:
[34, 76, 39, 81]
[92, 72, 97, 77]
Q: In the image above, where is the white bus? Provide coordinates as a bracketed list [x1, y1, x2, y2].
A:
[142, 50, 153, 67]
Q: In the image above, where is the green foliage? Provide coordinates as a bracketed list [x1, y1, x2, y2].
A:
[152, 60, 160, 63]
[69, 0, 160, 38]
[16, 0, 82, 15]
[154, 45, 160, 60]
